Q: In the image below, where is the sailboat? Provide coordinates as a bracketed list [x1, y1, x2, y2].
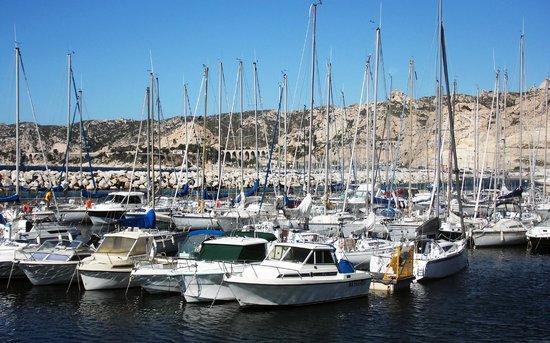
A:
[413, 2, 468, 281]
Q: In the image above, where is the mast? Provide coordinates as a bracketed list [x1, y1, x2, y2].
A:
[238, 60, 244, 193]
[15, 47, 20, 196]
[146, 85, 151, 205]
[519, 32, 524, 189]
[307, 3, 317, 195]
[66, 53, 72, 185]
[218, 62, 223, 197]
[253, 62, 260, 181]
[371, 28, 381, 207]
[408, 59, 414, 217]
[150, 73, 156, 208]
[201, 67, 209, 202]
[440, 18, 466, 234]
[494, 70, 501, 192]
[545, 78, 549, 196]
[78, 89, 83, 188]
[283, 73, 288, 195]
[324, 63, 331, 202]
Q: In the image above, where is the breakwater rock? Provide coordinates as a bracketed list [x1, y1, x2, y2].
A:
[0, 167, 435, 192]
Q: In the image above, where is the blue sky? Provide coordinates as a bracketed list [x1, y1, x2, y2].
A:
[0, 0, 548, 125]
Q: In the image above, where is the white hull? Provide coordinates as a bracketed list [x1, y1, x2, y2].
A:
[88, 210, 126, 226]
[18, 261, 78, 286]
[131, 267, 180, 294]
[172, 213, 220, 230]
[79, 269, 137, 290]
[414, 240, 468, 282]
[472, 230, 526, 247]
[226, 273, 371, 307]
[181, 272, 235, 302]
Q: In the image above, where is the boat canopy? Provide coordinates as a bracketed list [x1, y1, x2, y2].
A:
[117, 209, 156, 229]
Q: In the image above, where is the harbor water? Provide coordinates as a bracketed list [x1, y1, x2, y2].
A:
[1, 246, 548, 342]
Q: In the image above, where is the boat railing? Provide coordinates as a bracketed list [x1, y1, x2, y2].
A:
[246, 263, 304, 280]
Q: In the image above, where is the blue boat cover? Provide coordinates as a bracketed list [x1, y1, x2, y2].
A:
[0, 194, 19, 203]
[117, 209, 156, 229]
[337, 259, 355, 274]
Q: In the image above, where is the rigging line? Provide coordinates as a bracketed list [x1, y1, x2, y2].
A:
[18, 52, 61, 213]
[129, 89, 149, 195]
[291, 3, 313, 110]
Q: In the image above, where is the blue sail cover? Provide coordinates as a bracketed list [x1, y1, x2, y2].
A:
[118, 209, 156, 229]
[0, 194, 19, 203]
[235, 179, 260, 203]
[176, 183, 189, 197]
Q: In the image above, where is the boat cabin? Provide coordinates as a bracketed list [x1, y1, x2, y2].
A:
[197, 237, 268, 263]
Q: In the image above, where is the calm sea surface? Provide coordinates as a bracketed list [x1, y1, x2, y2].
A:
[1, 246, 549, 343]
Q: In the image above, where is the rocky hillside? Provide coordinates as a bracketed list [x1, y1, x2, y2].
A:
[0, 80, 548, 173]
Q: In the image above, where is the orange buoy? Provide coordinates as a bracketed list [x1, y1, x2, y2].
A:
[85, 199, 92, 209]
[22, 204, 31, 213]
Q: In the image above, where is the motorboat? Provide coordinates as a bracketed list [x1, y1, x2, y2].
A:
[86, 191, 146, 226]
[15, 239, 94, 286]
[470, 218, 527, 247]
[78, 229, 182, 290]
[131, 229, 225, 294]
[172, 236, 271, 303]
[526, 219, 550, 253]
[224, 242, 371, 307]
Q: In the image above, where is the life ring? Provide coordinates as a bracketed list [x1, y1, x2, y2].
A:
[22, 204, 31, 213]
[85, 200, 92, 209]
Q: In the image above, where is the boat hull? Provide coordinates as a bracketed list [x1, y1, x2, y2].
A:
[472, 230, 527, 247]
[131, 267, 180, 294]
[226, 273, 371, 307]
[79, 268, 137, 290]
[17, 261, 78, 286]
[179, 271, 237, 302]
[414, 242, 468, 282]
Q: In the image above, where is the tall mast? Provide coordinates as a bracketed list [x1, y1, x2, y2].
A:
[503, 71, 508, 183]
[544, 78, 549, 196]
[15, 47, 20, 196]
[239, 60, 244, 192]
[408, 59, 414, 217]
[371, 28, 381, 207]
[324, 63, 331, 202]
[495, 71, 501, 191]
[283, 73, 288, 194]
[218, 62, 223, 195]
[183, 84, 189, 184]
[519, 32, 524, 188]
[253, 62, 260, 181]
[66, 53, 72, 184]
[307, 3, 317, 195]
[146, 84, 151, 205]
[78, 89, 83, 187]
[201, 67, 209, 198]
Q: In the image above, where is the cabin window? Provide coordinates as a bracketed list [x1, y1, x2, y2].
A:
[97, 237, 142, 254]
[315, 250, 335, 264]
[128, 196, 143, 204]
[267, 245, 290, 260]
[198, 243, 266, 262]
[282, 247, 311, 263]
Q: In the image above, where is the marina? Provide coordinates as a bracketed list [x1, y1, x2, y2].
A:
[0, 1, 549, 341]
[0, 246, 548, 342]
